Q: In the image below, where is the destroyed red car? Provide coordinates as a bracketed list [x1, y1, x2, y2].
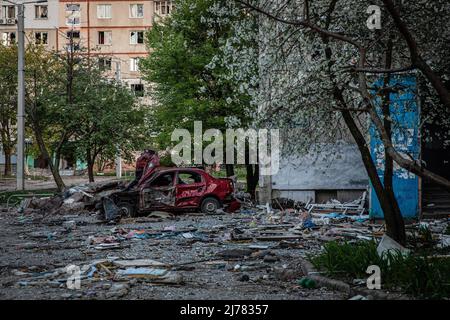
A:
[110, 167, 240, 217]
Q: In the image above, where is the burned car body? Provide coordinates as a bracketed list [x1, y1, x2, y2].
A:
[109, 167, 240, 217]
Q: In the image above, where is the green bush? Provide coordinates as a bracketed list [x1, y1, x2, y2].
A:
[310, 241, 450, 299]
[159, 154, 176, 167]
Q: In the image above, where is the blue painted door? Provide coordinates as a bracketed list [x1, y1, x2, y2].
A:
[369, 74, 419, 219]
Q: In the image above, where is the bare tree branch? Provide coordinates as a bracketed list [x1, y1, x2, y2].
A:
[235, 0, 361, 48]
[346, 65, 415, 74]
[382, 0, 450, 109]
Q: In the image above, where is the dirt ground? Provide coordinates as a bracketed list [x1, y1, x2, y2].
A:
[0, 208, 346, 300]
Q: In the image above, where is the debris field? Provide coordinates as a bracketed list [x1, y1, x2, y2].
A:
[0, 180, 448, 300]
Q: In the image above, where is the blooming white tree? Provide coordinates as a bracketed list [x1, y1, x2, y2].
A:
[209, 0, 450, 243]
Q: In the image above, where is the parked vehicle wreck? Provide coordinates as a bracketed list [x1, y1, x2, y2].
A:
[108, 167, 241, 217]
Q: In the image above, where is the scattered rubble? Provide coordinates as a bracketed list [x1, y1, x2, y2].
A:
[17, 180, 127, 219]
[306, 192, 367, 216]
[1, 182, 449, 299]
[377, 234, 410, 258]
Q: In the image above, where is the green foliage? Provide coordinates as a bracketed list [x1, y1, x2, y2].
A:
[25, 45, 71, 153]
[0, 44, 18, 169]
[68, 68, 148, 163]
[159, 153, 176, 167]
[210, 165, 246, 180]
[140, 0, 252, 151]
[310, 241, 450, 299]
[18, 43, 149, 180]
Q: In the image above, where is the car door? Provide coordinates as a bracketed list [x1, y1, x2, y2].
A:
[175, 170, 206, 208]
[139, 171, 176, 212]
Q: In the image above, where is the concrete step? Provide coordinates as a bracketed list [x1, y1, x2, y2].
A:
[422, 211, 450, 219]
[423, 204, 450, 210]
[423, 199, 450, 206]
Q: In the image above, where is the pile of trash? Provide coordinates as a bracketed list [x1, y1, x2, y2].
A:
[14, 257, 184, 294]
[17, 181, 127, 217]
[13, 181, 449, 249]
[87, 226, 209, 250]
[305, 192, 367, 216]
[5, 183, 450, 300]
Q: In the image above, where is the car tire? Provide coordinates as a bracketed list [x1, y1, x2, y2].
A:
[201, 197, 220, 214]
[118, 203, 136, 217]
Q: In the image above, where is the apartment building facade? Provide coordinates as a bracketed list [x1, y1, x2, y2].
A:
[1, 0, 173, 95]
[0, 0, 59, 49]
[57, 0, 173, 95]
[1, 1, 173, 174]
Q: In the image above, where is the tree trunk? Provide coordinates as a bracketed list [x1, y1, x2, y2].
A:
[246, 164, 259, 200]
[73, 160, 77, 176]
[87, 162, 95, 182]
[381, 39, 406, 244]
[3, 147, 12, 176]
[356, 46, 450, 192]
[1, 125, 13, 176]
[244, 140, 259, 199]
[54, 153, 61, 173]
[382, 0, 450, 109]
[24, 156, 30, 175]
[33, 126, 66, 192]
[225, 164, 235, 177]
[86, 149, 95, 182]
[368, 104, 450, 192]
[340, 106, 406, 244]
[324, 33, 405, 243]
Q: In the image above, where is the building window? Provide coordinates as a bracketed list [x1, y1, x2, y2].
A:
[1, 32, 15, 45]
[66, 4, 80, 12]
[131, 84, 144, 97]
[35, 32, 48, 45]
[35, 5, 48, 19]
[97, 4, 111, 19]
[1, 5, 15, 20]
[154, 1, 172, 16]
[129, 4, 144, 18]
[130, 31, 144, 44]
[130, 58, 140, 72]
[99, 57, 112, 70]
[98, 31, 112, 45]
[66, 31, 80, 39]
[66, 4, 81, 26]
[66, 16, 80, 26]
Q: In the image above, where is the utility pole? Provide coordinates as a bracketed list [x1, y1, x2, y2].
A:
[8, 0, 48, 190]
[16, 3, 25, 190]
[115, 61, 122, 179]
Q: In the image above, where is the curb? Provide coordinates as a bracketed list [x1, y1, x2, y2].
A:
[299, 258, 409, 300]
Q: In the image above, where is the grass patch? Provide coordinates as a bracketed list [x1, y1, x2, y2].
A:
[309, 240, 450, 299]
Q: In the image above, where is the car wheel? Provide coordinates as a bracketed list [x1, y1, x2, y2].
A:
[201, 197, 220, 214]
[118, 203, 136, 217]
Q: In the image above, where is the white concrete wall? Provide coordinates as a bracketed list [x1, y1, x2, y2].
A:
[271, 143, 369, 192]
[0, 0, 58, 29]
[272, 190, 315, 203]
[23, 0, 58, 29]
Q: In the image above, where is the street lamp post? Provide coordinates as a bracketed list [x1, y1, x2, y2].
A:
[16, 2, 25, 190]
[3, 0, 47, 190]
[115, 60, 122, 179]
